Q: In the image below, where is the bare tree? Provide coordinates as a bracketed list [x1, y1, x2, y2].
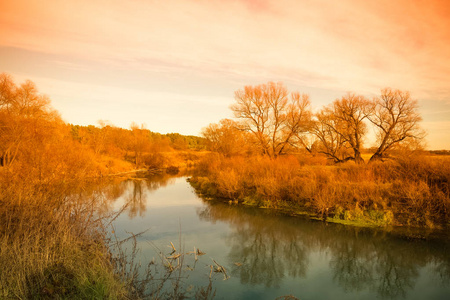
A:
[202, 119, 250, 157]
[0, 73, 15, 112]
[313, 110, 352, 163]
[231, 82, 311, 158]
[332, 94, 370, 164]
[313, 93, 369, 163]
[368, 88, 424, 162]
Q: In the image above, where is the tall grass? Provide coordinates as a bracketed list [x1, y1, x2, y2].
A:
[190, 154, 450, 228]
[0, 155, 131, 298]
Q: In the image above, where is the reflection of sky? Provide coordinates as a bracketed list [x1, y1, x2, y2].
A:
[108, 177, 450, 300]
[112, 179, 201, 212]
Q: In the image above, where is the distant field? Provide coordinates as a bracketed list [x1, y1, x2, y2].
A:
[360, 151, 450, 162]
[361, 153, 372, 161]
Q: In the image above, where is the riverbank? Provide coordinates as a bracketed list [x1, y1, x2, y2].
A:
[189, 154, 450, 229]
[189, 176, 394, 229]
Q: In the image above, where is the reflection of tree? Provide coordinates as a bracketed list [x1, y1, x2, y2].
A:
[330, 241, 375, 292]
[64, 174, 179, 220]
[374, 246, 418, 299]
[64, 178, 128, 217]
[198, 203, 308, 287]
[97, 178, 128, 213]
[127, 180, 146, 218]
[329, 237, 419, 298]
[195, 197, 450, 298]
[126, 174, 177, 218]
[435, 260, 450, 287]
[228, 224, 307, 288]
[144, 173, 176, 192]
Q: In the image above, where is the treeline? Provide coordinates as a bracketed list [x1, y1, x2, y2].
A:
[70, 124, 205, 156]
[69, 123, 206, 169]
[202, 82, 424, 163]
[429, 150, 450, 156]
[192, 82, 450, 228]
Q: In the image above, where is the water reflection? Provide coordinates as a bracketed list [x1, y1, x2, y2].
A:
[62, 173, 179, 221]
[87, 173, 175, 218]
[197, 201, 450, 299]
[85, 176, 449, 299]
[125, 174, 177, 218]
[128, 174, 177, 217]
[199, 204, 308, 288]
[125, 180, 145, 218]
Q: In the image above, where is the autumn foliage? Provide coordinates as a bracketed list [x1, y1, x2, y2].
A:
[194, 82, 448, 227]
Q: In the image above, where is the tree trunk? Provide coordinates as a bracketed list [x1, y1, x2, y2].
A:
[369, 152, 383, 162]
[354, 150, 365, 164]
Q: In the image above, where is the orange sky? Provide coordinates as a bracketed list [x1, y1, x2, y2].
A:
[1, 0, 449, 149]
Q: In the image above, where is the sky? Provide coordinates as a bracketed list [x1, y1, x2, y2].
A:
[1, 0, 449, 149]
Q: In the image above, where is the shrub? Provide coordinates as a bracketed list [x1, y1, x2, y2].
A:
[192, 154, 450, 227]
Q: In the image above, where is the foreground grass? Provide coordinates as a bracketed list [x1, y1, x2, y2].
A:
[0, 229, 125, 299]
[0, 171, 128, 299]
[190, 153, 450, 228]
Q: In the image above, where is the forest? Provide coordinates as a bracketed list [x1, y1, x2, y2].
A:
[1, 74, 449, 298]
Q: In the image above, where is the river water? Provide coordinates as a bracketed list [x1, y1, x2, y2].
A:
[106, 175, 450, 300]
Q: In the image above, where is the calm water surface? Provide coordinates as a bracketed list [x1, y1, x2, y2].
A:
[106, 175, 450, 300]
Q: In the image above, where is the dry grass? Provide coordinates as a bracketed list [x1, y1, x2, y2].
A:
[191, 154, 450, 227]
[141, 150, 210, 169]
[0, 174, 127, 298]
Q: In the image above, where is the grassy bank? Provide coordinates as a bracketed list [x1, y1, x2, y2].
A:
[0, 168, 125, 298]
[189, 154, 450, 228]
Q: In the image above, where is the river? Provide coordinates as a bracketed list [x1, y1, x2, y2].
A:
[105, 175, 450, 300]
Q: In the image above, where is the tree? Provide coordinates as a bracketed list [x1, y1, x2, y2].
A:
[368, 88, 424, 161]
[130, 122, 150, 167]
[231, 82, 311, 158]
[0, 73, 60, 167]
[0, 73, 18, 166]
[202, 119, 250, 157]
[0, 73, 15, 112]
[313, 111, 351, 163]
[313, 93, 369, 163]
